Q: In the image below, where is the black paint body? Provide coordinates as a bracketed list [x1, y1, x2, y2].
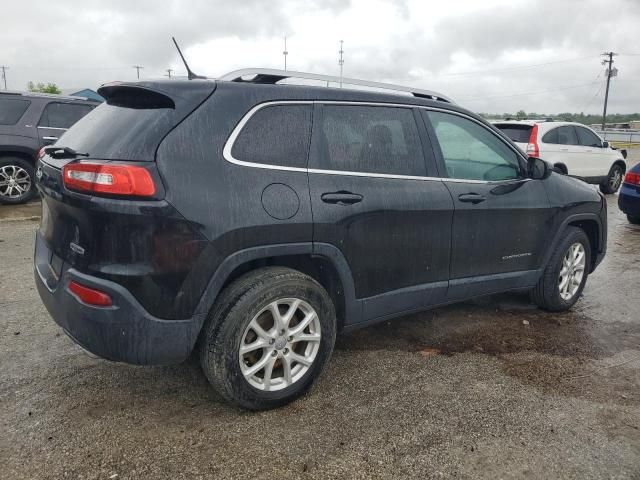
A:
[34, 79, 607, 365]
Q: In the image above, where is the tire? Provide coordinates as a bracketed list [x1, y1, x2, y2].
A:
[628, 215, 640, 225]
[531, 227, 591, 312]
[0, 157, 37, 205]
[599, 164, 624, 194]
[199, 267, 336, 410]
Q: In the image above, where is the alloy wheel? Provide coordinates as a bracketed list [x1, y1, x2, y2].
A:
[0, 164, 32, 200]
[239, 298, 321, 391]
[609, 168, 622, 190]
[558, 242, 586, 301]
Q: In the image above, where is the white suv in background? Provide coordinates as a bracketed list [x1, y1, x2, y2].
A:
[493, 120, 627, 194]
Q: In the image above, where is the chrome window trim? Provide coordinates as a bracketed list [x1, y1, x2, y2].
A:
[222, 100, 529, 185]
[37, 126, 67, 131]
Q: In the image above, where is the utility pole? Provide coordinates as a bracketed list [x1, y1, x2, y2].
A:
[601, 52, 618, 131]
[0, 66, 8, 90]
[165, 68, 174, 78]
[133, 65, 144, 79]
[283, 37, 288, 71]
[338, 40, 344, 88]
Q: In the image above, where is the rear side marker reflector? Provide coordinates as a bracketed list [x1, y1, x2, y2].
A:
[63, 162, 156, 197]
[68, 281, 113, 307]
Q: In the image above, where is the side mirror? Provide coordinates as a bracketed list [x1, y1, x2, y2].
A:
[602, 141, 609, 148]
[527, 156, 550, 180]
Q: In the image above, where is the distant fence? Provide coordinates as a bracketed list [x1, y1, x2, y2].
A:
[594, 129, 640, 147]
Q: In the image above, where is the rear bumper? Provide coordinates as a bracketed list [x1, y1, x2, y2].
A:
[618, 185, 640, 217]
[34, 232, 206, 365]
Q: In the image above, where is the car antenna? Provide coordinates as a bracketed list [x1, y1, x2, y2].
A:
[172, 37, 207, 80]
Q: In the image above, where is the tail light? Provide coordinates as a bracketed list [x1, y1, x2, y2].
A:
[37, 147, 46, 159]
[526, 124, 539, 157]
[624, 171, 640, 186]
[63, 161, 156, 197]
[68, 281, 113, 307]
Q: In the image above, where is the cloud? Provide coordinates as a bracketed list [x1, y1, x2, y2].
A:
[1, 0, 638, 113]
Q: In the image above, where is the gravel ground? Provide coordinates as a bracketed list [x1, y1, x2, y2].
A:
[0, 189, 639, 479]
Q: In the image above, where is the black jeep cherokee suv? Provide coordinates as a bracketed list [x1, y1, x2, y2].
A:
[0, 91, 97, 204]
[34, 70, 607, 410]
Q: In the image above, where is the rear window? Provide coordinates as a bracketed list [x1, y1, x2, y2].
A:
[494, 124, 532, 143]
[231, 105, 312, 168]
[58, 100, 177, 161]
[0, 97, 30, 125]
[56, 84, 215, 162]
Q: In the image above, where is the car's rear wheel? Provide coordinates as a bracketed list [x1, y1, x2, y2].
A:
[531, 227, 591, 312]
[0, 157, 37, 205]
[628, 215, 640, 225]
[199, 267, 336, 410]
[600, 164, 624, 194]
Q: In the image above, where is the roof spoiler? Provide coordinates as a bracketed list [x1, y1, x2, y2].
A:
[97, 84, 176, 109]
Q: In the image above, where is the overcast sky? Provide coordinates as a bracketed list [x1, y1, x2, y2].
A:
[2, 0, 639, 114]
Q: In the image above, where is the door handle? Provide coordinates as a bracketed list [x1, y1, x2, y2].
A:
[42, 136, 58, 141]
[321, 191, 363, 205]
[560, 148, 569, 151]
[458, 193, 486, 204]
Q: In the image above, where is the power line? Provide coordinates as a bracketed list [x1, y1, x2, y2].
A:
[581, 82, 604, 114]
[0, 66, 8, 90]
[338, 40, 344, 88]
[601, 51, 618, 130]
[283, 37, 288, 71]
[441, 55, 597, 77]
[133, 65, 144, 79]
[462, 81, 600, 102]
[577, 69, 604, 112]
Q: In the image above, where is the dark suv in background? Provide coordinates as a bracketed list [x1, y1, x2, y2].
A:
[0, 91, 97, 204]
[34, 69, 607, 410]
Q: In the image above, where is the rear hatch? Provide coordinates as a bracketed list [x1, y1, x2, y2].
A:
[35, 80, 215, 316]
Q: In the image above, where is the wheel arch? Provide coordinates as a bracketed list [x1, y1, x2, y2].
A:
[194, 243, 359, 333]
[553, 162, 568, 175]
[612, 159, 626, 174]
[543, 214, 604, 274]
[0, 148, 37, 165]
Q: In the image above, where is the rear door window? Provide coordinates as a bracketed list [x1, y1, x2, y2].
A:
[549, 126, 579, 146]
[0, 97, 30, 125]
[317, 105, 425, 176]
[541, 128, 559, 144]
[575, 126, 602, 147]
[39, 103, 94, 129]
[231, 104, 312, 169]
[494, 124, 532, 143]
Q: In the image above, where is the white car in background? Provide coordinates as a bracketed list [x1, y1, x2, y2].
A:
[493, 120, 627, 194]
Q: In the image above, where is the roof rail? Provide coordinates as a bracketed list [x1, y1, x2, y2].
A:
[0, 90, 99, 102]
[218, 68, 454, 103]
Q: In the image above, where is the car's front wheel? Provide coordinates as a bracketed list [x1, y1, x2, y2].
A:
[199, 267, 336, 410]
[531, 227, 591, 312]
[600, 164, 624, 194]
[0, 157, 37, 205]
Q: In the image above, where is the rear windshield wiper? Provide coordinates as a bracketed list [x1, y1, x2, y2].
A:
[44, 145, 90, 159]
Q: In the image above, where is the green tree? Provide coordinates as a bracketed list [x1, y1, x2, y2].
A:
[27, 81, 61, 94]
[516, 110, 527, 120]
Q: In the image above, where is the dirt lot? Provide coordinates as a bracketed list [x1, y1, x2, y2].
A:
[1, 183, 639, 478]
